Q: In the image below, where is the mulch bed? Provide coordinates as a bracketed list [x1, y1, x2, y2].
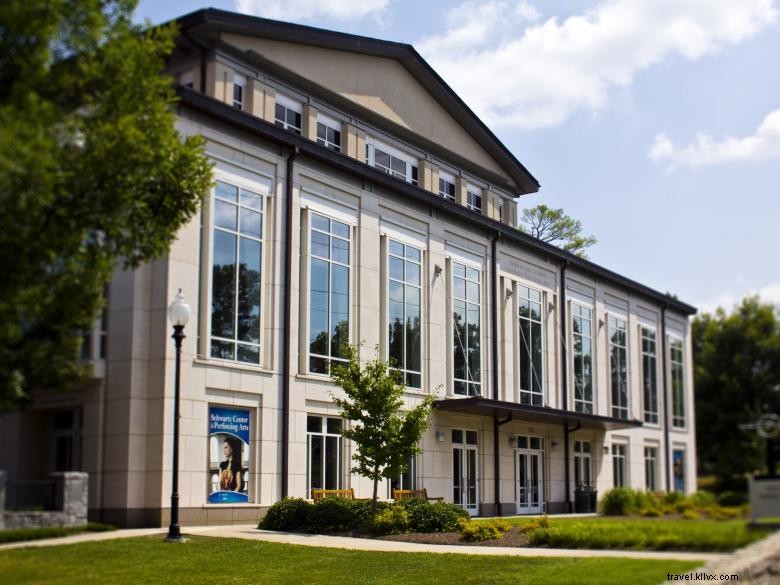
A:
[376, 527, 530, 548]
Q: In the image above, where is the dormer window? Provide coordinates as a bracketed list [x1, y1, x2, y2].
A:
[367, 139, 418, 185]
[317, 114, 341, 152]
[466, 186, 482, 214]
[233, 74, 246, 110]
[439, 172, 456, 202]
[275, 95, 302, 135]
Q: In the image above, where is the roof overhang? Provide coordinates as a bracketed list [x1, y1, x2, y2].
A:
[171, 8, 540, 195]
[434, 397, 643, 431]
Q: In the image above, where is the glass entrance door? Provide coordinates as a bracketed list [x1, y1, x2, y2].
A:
[515, 436, 544, 514]
[452, 429, 479, 516]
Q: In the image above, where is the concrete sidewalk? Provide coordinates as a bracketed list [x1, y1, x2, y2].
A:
[0, 523, 722, 562]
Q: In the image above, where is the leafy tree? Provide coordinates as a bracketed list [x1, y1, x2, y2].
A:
[519, 204, 596, 258]
[693, 296, 780, 487]
[0, 0, 213, 409]
[331, 345, 435, 511]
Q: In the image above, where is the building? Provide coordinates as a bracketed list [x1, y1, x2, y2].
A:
[0, 8, 697, 527]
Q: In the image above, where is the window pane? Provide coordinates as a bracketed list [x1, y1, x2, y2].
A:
[216, 181, 238, 202]
[237, 344, 260, 364]
[325, 436, 339, 489]
[331, 264, 349, 359]
[332, 237, 349, 264]
[452, 429, 463, 443]
[215, 200, 237, 230]
[237, 238, 261, 343]
[311, 231, 330, 259]
[389, 240, 404, 257]
[309, 435, 323, 490]
[332, 221, 350, 239]
[307, 416, 322, 433]
[391, 156, 406, 175]
[210, 339, 234, 360]
[239, 208, 262, 236]
[375, 150, 391, 169]
[309, 258, 329, 356]
[388, 294, 404, 366]
[327, 418, 342, 434]
[406, 263, 421, 286]
[390, 256, 404, 281]
[312, 214, 330, 232]
[241, 189, 263, 211]
[211, 231, 236, 338]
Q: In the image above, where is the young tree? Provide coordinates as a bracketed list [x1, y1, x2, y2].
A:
[0, 1, 213, 409]
[519, 204, 596, 258]
[693, 296, 780, 486]
[331, 346, 435, 511]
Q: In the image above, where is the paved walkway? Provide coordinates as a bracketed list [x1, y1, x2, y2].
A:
[0, 523, 722, 562]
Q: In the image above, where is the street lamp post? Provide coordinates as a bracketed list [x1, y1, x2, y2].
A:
[165, 289, 190, 542]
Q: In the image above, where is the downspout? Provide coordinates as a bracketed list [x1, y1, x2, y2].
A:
[491, 232, 501, 516]
[559, 260, 571, 512]
[661, 304, 671, 492]
[281, 148, 298, 498]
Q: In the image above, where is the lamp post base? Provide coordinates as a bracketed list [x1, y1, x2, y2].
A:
[164, 534, 188, 543]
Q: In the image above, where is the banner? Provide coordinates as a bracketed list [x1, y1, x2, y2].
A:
[208, 406, 250, 503]
[673, 449, 685, 493]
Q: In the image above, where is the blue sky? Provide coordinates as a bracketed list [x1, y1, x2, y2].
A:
[136, 0, 780, 313]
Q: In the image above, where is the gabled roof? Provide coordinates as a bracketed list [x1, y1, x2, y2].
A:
[173, 8, 540, 195]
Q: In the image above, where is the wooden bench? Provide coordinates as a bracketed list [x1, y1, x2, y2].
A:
[311, 488, 355, 502]
[392, 488, 443, 502]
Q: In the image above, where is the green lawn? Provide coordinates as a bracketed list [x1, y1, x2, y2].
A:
[478, 517, 770, 551]
[0, 536, 701, 585]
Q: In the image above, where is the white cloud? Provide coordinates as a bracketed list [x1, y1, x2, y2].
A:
[649, 108, 780, 168]
[696, 281, 780, 314]
[235, 0, 391, 22]
[418, 0, 777, 129]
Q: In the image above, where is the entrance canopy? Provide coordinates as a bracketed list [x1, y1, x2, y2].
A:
[434, 397, 643, 431]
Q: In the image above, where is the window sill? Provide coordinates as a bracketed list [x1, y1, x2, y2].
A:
[193, 357, 276, 376]
[670, 426, 689, 433]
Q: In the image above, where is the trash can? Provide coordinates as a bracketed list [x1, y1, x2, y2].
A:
[574, 487, 598, 513]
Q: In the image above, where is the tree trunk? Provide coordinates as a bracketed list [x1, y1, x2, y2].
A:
[372, 466, 380, 514]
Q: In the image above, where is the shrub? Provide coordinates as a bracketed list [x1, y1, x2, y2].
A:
[663, 491, 685, 505]
[461, 520, 504, 542]
[367, 505, 409, 535]
[259, 498, 313, 532]
[600, 488, 635, 516]
[632, 490, 660, 514]
[690, 490, 717, 508]
[681, 509, 700, 520]
[641, 507, 662, 517]
[346, 499, 389, 525]
[717, 491, 748, 507]
[705, 505, 743, 521]
[526, 518, 768, 552]
[520, 515, 550, 534]
[406, 501, 469, 533]
[306, 497, 363, 533]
